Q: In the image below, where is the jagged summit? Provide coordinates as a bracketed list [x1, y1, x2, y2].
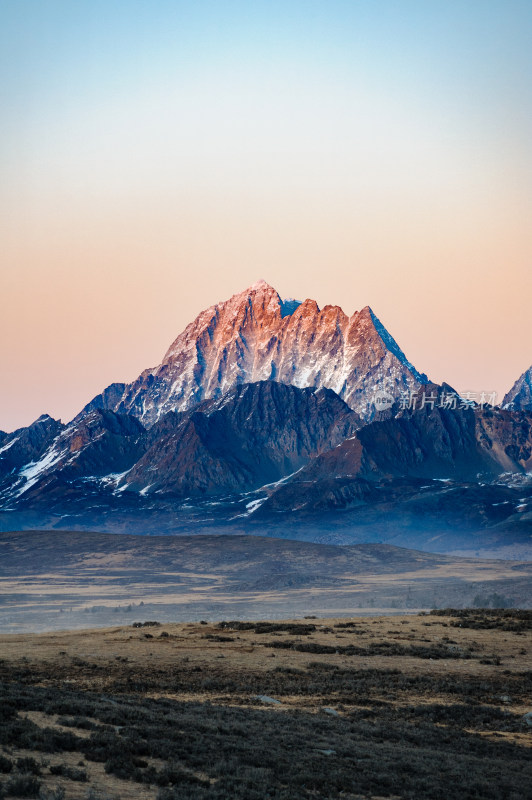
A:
[503, 365, 532, 411]
[86, 282, 428, 426]
[35, 414, 56, 424]
[250, 278, 273, 291]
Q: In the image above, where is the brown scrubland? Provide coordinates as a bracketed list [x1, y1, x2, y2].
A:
[0, 609, 530, 799]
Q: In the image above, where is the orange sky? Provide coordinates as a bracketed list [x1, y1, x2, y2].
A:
[1, 2, 531, 431]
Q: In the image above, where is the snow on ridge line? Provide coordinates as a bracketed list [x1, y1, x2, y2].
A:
[280, 297, 302, 318]
[82, 282, 429, 427]
[0, 436, 20, 456]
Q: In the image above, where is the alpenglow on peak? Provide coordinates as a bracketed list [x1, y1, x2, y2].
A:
[84, 281, 428, 425]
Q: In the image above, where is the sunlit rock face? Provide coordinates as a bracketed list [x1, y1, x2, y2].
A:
[87, 280, 427, 426]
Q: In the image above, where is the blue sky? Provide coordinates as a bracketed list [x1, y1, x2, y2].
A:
[2, 1, 531, 201]
[1, 1, 531, 430]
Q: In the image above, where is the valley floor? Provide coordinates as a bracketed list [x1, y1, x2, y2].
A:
[0, 610, 531, 799]
[1, 531, 531, 633]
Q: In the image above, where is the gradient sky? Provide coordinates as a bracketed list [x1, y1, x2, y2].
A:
[1, 0, 531, 432]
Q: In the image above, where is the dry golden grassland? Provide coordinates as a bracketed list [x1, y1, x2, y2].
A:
[0, 609, 530, 799]
[2, 531, 531, 633]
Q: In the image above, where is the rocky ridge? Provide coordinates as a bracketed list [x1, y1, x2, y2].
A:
[86, 280, 427, 425]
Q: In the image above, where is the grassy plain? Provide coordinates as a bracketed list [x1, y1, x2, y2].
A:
[0, 609, 530, 799]
[1, 531, 531, 632]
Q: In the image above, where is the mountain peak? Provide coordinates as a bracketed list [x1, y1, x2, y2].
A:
[503, 364, 532, 411]
[33, 414, 58, 426]
[248, 278, 274, 292]
[236, 280, 302, 315]
[85, 283, 428, 425]
[230, 279, 280, 308]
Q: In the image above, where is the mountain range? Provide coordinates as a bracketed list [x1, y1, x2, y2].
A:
[84, 279, 427, 424]
[1, 282, 531, 556]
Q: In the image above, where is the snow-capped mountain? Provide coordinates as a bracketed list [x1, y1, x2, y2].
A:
[0, 414, 63, 497]
[0, 409, 145, 506]
[120, 381, 360, 497]
[3, 281, 531, 554]
[1, 380, 531, 553]
[85, 280, 428, 426]
[0, 382, 359, 506]
[503, 365, 532, 411]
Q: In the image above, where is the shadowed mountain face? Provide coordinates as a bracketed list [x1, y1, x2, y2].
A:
[122, 381, 360, 496]
[1, 381, 531, 555]
[278, 404, 532, 488]
[86, 280, 427, 425]
[251, 403, 532, 551]
[0, 381, 360, 506]
[504, 365, 532, 411]
[0, 415, 63, 477]
[0, 409, 146, 508]
[0, 414, 64, 498]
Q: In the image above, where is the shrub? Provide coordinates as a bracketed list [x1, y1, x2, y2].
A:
[16, 758, 41, 776]
[0, 756, 12, 774]
[56, 716, 98, 731]
[85, 789, 119, 800]
[132, 621, 160, 628]
[49, 764, 88, 781]
[39, 788, 65, 800]
[218, 621, 316, 635]
[104, 755, 136, 780]
[154, 763, 208, 788]
[5, 774, 41, 797]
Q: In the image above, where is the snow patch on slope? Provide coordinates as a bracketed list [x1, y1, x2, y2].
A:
[0, 436, 20, 456]
[15, 446, 64, 496]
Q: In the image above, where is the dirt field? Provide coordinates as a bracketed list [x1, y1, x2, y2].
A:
[0, 609, 530, 799]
